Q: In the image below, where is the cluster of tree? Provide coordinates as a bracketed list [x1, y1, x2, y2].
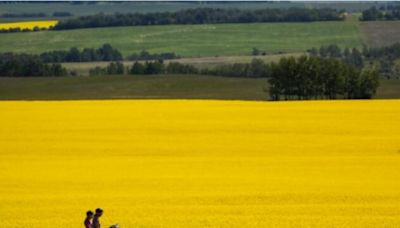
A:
[91, 59, 270, 78]
[89, 60, 198, 76]
[89, 62, 124, 76]
[129, 61, 165, 75]
[0, 53, 67, 77]
[52, 12, 73, 17]
[364, 43, 400, 79]
[361, 5, 400, 21]
[39, 44, 123, 62]
[53, 7, 343, 30]
[201, 59, 270, 78]
[252, 48, 267, 56]
[364, 42, 400, 60]
[165, 62, 199, 74]
[88, 57, 380, 100]
[129, 61, 198, 75]
[89, 58, 271, 78]
[127, 50, 179, 61]
[308, 44, 364, 68]
[268, 56, 379, 100]
[308, 43, 400, 79]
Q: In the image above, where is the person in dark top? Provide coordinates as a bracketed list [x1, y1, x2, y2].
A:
[84, 210, 94, 228]
[92, 208, 103, 228]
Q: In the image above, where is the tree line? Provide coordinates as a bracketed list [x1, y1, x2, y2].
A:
[53, 7, 343, 30]
[0, 53, 67, 77]
[37, 44, 179, 63]
[127, 50, 179, 61]
[307, 43, 400, 79]
[201, 59, 270, 78]
[89, 56, 380, 100]
[89, 60, 198, 76]
[39, 44, 123, 62]
[90, 59, 268, 78]
[0, 50, 381, 99]
[361, 5, 400, 21]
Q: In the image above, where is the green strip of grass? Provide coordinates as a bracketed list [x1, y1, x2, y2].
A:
[0, 22, 363, 57]
[0, 75, 398, 101]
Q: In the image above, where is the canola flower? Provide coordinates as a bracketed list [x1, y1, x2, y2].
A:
[0, 20, 58, 30]
[0, 99, 399, 227]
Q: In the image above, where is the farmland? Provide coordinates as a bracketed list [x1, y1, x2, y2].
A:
[0, 22, 363, 57]
[0, 99, 399, 227]
[0, 1, 381, 22]
[360, 21, 400, 48]
[0, 76, 399, 101]
[61, 53, 305, 75]
[1, 1, 400, 226]
[0, 20, 57, 30]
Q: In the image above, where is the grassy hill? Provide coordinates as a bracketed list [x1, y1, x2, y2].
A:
[0, 22, 363, 57]
[0, 75, 398, 101]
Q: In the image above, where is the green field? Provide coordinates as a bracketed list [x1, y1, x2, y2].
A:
[0, 75, 267, 101]
[0, 75, 398, 101]
[0, 2, 303, 18]
[0, 1, 380, 22]
[0, 22, 363, 57]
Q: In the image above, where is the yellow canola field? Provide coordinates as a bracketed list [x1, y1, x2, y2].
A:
[0, 20, 58, 30]
[0, 100, 400, 227]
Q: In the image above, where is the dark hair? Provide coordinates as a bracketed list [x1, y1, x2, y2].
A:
[86, 211, 94, 216]
[95, 208, 103, 213]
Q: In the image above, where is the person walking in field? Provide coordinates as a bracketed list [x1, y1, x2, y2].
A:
[84, 210, 94, 228]
[92, 208, 104, 228]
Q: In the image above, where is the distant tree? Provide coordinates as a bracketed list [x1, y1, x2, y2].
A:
[326, 44, 342, 58]
[165, 62, 198, 74]
[267, 55, 379, 100]
[97, 44, 122, 61]
[0, 53, 67, 77]
[127, 50, 179, 61]
[319, 46, 328, 58]
[89, 66, 106, 76]
[361, 7, 380, 21]
[66, 47, 81, 62]
[106, 62, 124, 75]
[144, 60, 164, 74]
[53, 12, 73, 17]
[344, 48, 363, 68]
[359, 69, 379, 99]
[129, 62, 146, 75]
[343, 47, 350, 58]
[89, 62, 124, 76]
[248, 58, 270, 78]
[308, 47, 319, 56]
[361, 5, 400, 21]
[252, 48, 260, 56]
[39, 44, 122, 62]
[53, 8, 343, 30]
